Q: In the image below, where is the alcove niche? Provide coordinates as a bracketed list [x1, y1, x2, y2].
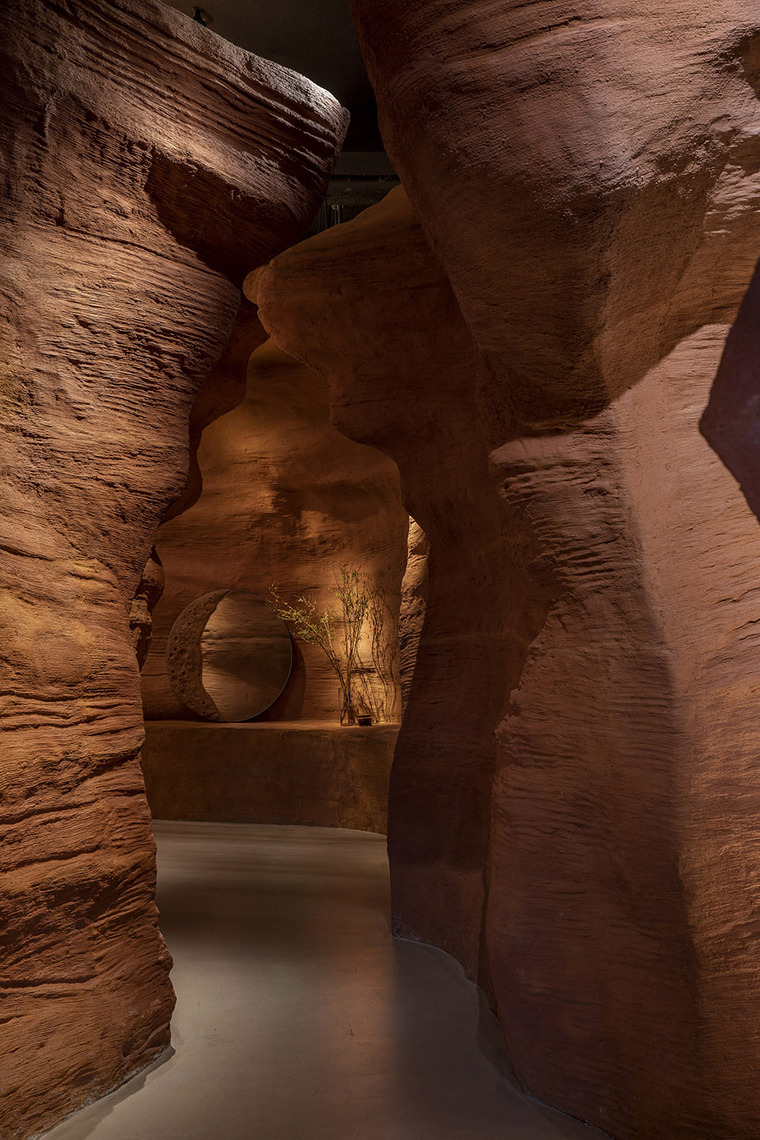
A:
[0, 0, 357, 1133]
[138, 320, 418, 833]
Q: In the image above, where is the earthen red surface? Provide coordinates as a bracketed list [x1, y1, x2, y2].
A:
[253, 143, 760, 1140]
[0, 1, 345, 1135]
[142, 722, 396, 832]
[249, 188, 512, 982]
[345, 6, 760, 1134]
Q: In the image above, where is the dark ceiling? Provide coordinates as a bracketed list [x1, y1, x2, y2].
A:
[164, 0, 383, 150]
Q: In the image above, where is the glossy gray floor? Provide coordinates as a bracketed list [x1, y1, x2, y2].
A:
[46, 822, 602, 1140]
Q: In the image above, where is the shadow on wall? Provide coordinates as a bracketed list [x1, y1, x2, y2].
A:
[700, 256, 760, 520]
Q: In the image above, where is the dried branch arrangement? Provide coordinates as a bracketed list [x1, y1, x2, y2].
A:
[270, 568, 397, 724]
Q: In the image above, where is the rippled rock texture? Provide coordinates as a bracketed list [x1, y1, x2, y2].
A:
[346, 4, 760, 1135]
[249, 186, 511, 979]
[255, 0, 760, 1114]
[0, 1, 345, 1135]
[398, 519, 428, 715]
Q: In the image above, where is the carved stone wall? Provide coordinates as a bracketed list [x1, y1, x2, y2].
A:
[398, 519, 428, 715]
[248, 188, 512, 980]
[345, 5, 760, 1134]
[252, 145, 760, 1140]
[0, 2, 345, 1136]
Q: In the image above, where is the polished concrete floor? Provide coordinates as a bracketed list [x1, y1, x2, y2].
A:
[46, 822, 602, 1140]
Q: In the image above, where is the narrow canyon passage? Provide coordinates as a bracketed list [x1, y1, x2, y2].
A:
[44, 823, 601, 1140]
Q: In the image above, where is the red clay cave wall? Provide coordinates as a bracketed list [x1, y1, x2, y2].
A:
[249, 187, 514, 979]
[251, 0, 760, 1130]
[6, 0, 760, 1136]
[0, 1, 345, 1136]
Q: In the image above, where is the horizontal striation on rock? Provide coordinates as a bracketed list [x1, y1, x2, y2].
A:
[352, 0, 760, 436]
[265, 1, 760, 1127]
[0, 1, 346, 1136]
[398, 519, 429, 715]
[350, 2, 760, 1136]
[248, 186, 521, 978]
[485, 326, 760, 1136]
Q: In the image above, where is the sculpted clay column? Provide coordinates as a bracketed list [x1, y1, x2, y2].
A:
[248, 188, 517, 982]
[316, 2, 759, 1134]
[0, 2, 346, 1136]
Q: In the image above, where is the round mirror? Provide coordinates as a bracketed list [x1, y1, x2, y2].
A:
[166, 589, 292, 722]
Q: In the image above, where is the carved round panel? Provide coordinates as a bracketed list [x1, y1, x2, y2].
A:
[167, 589, 292, 722]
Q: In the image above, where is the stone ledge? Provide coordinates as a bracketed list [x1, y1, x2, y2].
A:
[141, 721, 399, 834]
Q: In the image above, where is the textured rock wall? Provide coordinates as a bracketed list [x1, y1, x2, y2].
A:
[351, 0, 760, 437]
[130, 546, 166, 668]
[141, 337, 409, 725]
[398, 519, 428, 715]
[252, 97, 760, 1140]
[248, 187, 515, 976]
[345, 4, 760, 1136]
[0, 2, 345, 1136]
